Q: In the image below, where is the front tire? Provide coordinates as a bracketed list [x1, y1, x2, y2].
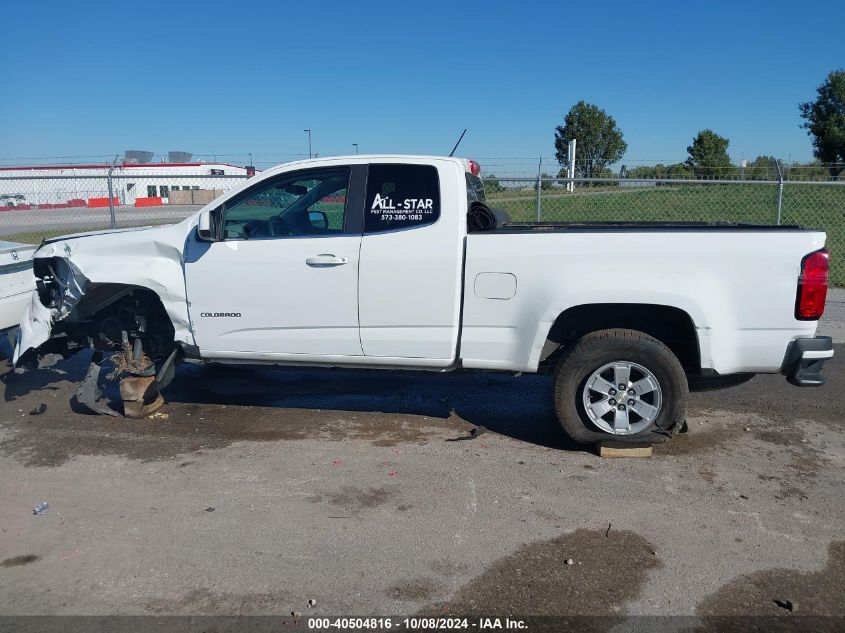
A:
[553, 329, 688, 445]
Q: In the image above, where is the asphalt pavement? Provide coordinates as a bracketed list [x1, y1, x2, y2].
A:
[0, 296, 842, 628]
[0, 205, 200, 237]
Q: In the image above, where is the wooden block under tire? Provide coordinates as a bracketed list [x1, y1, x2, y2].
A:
[597, 442, 653, 458]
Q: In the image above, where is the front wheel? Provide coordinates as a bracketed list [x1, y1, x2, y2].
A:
[553, 329, 688, 444]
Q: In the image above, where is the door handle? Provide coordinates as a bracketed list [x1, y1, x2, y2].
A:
[305, 254, 349, 267]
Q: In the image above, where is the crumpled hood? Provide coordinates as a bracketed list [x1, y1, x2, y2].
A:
[34, 222, 189, 260]
[41, 225, 161, 244]
[14, 220, 197, 364]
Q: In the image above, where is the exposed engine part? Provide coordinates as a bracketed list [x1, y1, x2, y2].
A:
[29, 258, 180, 417]
[75, 346, 179, 417]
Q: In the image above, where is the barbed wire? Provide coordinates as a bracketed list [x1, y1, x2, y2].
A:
[0, 153, 841, 182]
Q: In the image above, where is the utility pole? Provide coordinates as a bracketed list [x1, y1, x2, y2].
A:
[304, 129, 312, 158]
[107, 154, 119, 229]
[775, 159, 785, 225]
[567, 139, 577, 192]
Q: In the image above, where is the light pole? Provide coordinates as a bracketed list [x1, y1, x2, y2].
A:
[304, 129, 312, 158]
[352, 143, 358, 155]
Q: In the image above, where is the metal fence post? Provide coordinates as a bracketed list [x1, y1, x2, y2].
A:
[775, 159, 784, 225]
[535, 156, 542, 222]
[107, 155, 118, 229]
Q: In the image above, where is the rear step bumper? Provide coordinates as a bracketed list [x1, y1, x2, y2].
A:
[782, 336, 834, 387]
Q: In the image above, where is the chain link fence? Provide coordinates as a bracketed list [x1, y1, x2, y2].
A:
[487, 177, 844, 286]
[0, 173, 250, 244]
[1, 171, 842, 286]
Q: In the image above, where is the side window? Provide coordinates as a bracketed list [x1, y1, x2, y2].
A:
[364, 164, 440, 233]
[147, 185, 157, 197]
[222, 167, 350, 239]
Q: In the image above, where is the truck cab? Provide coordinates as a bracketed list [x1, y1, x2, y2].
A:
[186, 157, 469, 367]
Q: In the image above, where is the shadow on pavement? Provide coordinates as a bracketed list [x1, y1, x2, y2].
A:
[164, 362, 584, 452]
[1, 340, 587, 458]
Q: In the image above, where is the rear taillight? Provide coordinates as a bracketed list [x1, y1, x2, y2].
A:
[795, 248, 829, 320]
[468, 160, 481, 176]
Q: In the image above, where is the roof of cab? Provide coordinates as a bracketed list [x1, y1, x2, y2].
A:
[258, 155, 470, 178]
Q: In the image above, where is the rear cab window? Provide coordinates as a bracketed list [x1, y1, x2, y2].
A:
[466, 172, 486, 206]
[364, 164, 440, 232]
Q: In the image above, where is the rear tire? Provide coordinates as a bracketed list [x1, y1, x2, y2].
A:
[553, 329, 688, 445]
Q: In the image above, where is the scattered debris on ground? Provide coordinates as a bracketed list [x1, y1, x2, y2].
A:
[774, 598, 796, 612]
[1, 555, 38, 567]
[447, 426, 488, 441]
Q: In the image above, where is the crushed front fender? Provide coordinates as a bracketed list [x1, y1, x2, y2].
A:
[13, 252, 90, 365]
[13, 291, 56, 365]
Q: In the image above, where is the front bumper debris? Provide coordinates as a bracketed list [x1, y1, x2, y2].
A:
[783, 336, 834, 387]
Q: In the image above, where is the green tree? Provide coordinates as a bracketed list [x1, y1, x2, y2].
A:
[662, 163, 692, 179]
[554, 101, 627, 178]
[786, 161, 833, 180]
[540, 172, 556, 190]
[625, 163, 691, 179]
[484, 173, 504, 193]
[742, 155, 777, 180]
[685, 130, 733, 178]
[799, 70, 845, 179]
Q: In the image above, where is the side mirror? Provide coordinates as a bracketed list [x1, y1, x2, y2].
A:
[197, 209, 215, 241]
[308, 211, 329, 230]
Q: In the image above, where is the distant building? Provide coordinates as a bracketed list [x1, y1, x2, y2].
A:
[0, 162, 253, 208]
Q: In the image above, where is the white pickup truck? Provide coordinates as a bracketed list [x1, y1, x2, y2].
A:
[14, 155, 833, 444]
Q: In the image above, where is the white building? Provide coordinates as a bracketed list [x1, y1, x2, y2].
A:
[0, 162, 253, 208]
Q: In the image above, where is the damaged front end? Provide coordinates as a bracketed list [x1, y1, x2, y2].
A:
[14, 254, 83, 364]
[15, 246, 180, 417]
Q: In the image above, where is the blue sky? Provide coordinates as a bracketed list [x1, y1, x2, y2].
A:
[1, 0, 841, 171]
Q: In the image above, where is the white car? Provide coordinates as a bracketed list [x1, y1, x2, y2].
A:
[0, 240, 35, 335]
[13, 156, 834, 444]
[0, 194, 30, 208]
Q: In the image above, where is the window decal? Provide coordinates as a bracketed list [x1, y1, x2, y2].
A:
[365, 164, 440, 232]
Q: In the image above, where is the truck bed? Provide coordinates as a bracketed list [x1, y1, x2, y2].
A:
[459, 227, 826, 374]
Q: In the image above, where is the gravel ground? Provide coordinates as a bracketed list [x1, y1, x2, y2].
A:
[818, 288, 845, 342]
[0, 298, 842, 629]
